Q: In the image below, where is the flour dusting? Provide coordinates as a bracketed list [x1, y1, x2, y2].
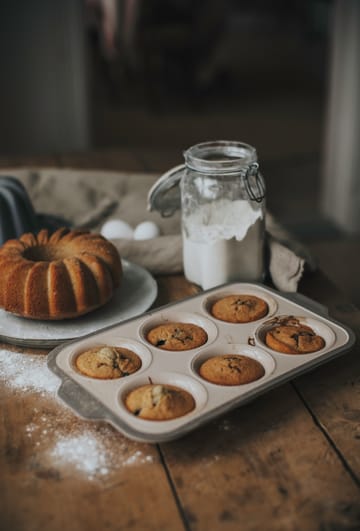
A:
[0, 348, 155, 480]
[50, 432, 111, 478]
[0, 348, 59, 395]
[44, 425, 155, 480]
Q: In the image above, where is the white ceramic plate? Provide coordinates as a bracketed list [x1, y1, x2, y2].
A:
[0, 260, 158, 348]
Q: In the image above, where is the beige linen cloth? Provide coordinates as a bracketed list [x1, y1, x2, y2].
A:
[0, 168, 315, 292]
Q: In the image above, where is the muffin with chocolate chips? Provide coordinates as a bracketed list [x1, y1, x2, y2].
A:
[210, 295, 268, 323]
[75, 345, 142, 379]
[125, 383, 195, 420]
[265, 319, 325, 355]
[146, 322, 208, 351]
[199, 354, 265, 385]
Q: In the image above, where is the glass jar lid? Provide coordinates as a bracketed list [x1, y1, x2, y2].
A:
[147, 163, 184, 217]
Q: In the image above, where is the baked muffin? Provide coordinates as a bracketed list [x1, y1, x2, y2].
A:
[210, 295, 268, 323]
[125, 383, 195, 420]
[75, 345, 141, 379]
[265, 321, 325, 354]
[146, 322, 208, 351]
[199, 354, 265, 385]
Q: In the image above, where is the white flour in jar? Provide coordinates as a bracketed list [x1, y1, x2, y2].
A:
[182, 199, 264, 289]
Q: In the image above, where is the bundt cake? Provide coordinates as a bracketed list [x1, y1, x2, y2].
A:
[0, 227, 122, 320]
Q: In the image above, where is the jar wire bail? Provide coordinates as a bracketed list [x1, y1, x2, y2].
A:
[244, 163, 265, 203]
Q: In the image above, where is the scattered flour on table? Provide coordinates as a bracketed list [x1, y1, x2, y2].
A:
[0, 348, 59, 395]
[0, 348, 155, 480]
[51, 431, 110, 477]
[48, 429, 154, 479]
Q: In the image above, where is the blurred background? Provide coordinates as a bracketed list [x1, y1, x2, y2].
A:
[0, 0, 359, 304]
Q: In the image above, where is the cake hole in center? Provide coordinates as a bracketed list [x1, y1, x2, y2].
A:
[23, 244, 71, 262]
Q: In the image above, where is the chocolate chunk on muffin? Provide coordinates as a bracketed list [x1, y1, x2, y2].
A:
[211, 294, 268, 323]
[265, 322, 325, 354]
[146, 322, 208, 351]
[199, 354, 265, 385]
[125, 383, 195, 420]
[75, 345, 141, 379]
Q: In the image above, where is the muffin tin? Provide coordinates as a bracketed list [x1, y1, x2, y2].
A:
[48, 282, 355, 443]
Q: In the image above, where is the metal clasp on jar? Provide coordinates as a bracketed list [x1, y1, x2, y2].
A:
[243, 162, 266, 203]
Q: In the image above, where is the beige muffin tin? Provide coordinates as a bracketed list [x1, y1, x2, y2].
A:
[48, 283, 355, 443]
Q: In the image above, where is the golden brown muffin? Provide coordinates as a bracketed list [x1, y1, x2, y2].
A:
[125, 383, 195, 420]
[199, 354, 265, 385]
[265, 323, 325, 354]
[75, 345, 141, 379]
[210, 294, 268, 323]
[0, 227, 122, 320]
[146, 322, 208, 351]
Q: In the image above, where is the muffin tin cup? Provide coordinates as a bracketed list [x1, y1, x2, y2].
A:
[71, 337, 153, 377]
[139, 311, 218, 349]
[203, 288, 279, 323]
[192, 344, 276, 386]
[256, 315, 336, 356]
[118, 371, 208, 434]
[48, 282, 355, 443]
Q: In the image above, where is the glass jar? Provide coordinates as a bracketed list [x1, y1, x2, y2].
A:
[181, 141, 265, 289]
[148, 140, 266, 290]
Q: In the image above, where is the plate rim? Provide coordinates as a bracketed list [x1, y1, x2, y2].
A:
[0, 259, 158, 349]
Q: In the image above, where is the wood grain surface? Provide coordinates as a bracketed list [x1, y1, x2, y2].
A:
[0, 153, 359, 531]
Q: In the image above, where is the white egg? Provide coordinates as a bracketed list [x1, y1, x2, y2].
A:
[133, 221, 160, 240]
[101, 219, 134, 240]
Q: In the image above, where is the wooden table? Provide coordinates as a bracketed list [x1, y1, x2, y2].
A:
[1, 151, 360, 531]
